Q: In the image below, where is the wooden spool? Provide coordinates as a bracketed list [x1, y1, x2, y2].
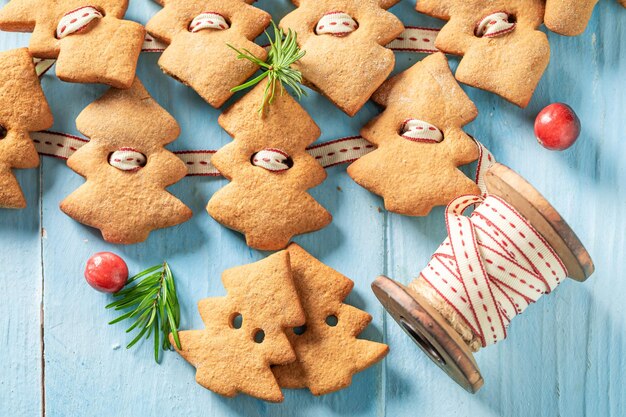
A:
[371, 163, 594, 393]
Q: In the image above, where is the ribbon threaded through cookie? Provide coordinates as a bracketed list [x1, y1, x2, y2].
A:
[474, 12, 516, 38]
[108, 148, 147, 172]
[251, 148, 292, 172]
[189, 12, 229, 33]
[400, 119, 444, 143]
[315, 12, 358, 37]
[414, 194, 567, 347]
[56, 6, 103, 39]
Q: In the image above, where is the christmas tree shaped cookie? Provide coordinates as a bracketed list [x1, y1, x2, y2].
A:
[273, 244, 389, 395]
[60, 78, 192, 244]
[146, 0, 271, 108]
[207, 80, 331, 250]
[0, 0, 144, 88]
[0, 48, 53, 209]
[172, 251, 305, 402]
[279, 0, 404, 116]
[415, 0, 549, 107]
[347, 53, 480, 216]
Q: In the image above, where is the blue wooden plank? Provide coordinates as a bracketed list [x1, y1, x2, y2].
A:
[0, 31, 43, 417]
[384, 2, 626, 417]
[1, 0, 625, 416]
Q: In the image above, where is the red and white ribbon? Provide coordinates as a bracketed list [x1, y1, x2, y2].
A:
[475, 12, 516, 38]
[36, 26, 440, 77]
[30, 132, 377, 176]
[108, 148, 147, 172]
[251, 148, 291, 172]
[188, 12, 229, 33]
[387, 26, 439, 53]
[315, 12, 358, 37]
[31, 132, 493, 188]
[401, 119, 444, 143]
[56, 6, 103, 39]
[420, 194, 567, 347]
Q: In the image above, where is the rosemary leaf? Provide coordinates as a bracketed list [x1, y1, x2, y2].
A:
[229, 21, 307, 113]
[107, 262, 182, 363]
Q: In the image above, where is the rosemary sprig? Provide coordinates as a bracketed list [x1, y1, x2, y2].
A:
[229, 21, 306, 113]
[106, 262, 181, 363]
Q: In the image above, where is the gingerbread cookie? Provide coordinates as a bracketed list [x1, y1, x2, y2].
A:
[544, 0, 598, 36]
[0, 0, 145, 88]
[146, 0, 271, 108]
[273, 244, 389, 395]
[172, 251, 305, 402]
[60, 78, 192, 244]
[347, 53, 480, 216]
[207, 80, 332, 250]
[279, 0, 404, 116]
[415, 0, 549, 108]
[0, 48, 53, 209]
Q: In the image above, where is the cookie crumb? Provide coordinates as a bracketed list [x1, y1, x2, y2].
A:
[336, 186, 342, 192]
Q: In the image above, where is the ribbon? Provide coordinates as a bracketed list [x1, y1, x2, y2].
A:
[475, 12, 516, 38]
[315, 12, 358, 37]
[189, 12, 229, 33]
[401, 119, 444, 143]
[108, 148, 147, 172]
[56, 6, 103, 39]
[251, 148, 291, 172]
[419, 194, 567, 347]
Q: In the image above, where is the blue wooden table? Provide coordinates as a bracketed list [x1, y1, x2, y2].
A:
[1, 1, 625, 416]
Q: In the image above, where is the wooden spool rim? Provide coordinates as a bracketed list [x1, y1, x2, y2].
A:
[372, 162, 594, 393]
[372, 275, 484, 393]
[485, 163, 594, 281]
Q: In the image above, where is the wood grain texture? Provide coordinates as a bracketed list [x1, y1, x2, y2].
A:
[0, 0, 624, 416]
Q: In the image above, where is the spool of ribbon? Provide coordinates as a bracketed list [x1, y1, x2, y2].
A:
[56, 6, 103, 39]
[108, 148, 147, 172]
[315, 12, 358, 37]
[400, 119, 444, 143]
[189, 12, 229, 33]
[474, 12, 516, 38]
[251, 148, 291, 172]
[371, 163, 594, 393]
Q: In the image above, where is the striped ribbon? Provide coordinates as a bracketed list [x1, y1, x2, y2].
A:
[56, 6, 103, 39]
[33, 26, 440, 75]
[419, 193, 567, 347]
[30, 132, 493, 192]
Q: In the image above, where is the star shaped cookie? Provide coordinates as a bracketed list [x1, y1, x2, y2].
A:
[0, 48, 53, 209]
[0, 0, 144, 88]
[347, 53, 480, 216]
[415, 0, 549, 108]
[280, 0, 404, 116]
[146, 0, 270, 108]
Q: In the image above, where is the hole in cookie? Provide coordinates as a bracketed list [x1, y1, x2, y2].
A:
[250, 149, 294, 172]
[325, 315, 338, 327]
[108, 148, 147, 172]
[400, 317, 446, 366]
[253, 329, 265, 343]
[399, 119, 444, 143]
[315, 12, 359, 37]
[293, 325, 307, 335]
[230, 313, 243, 329]
[54, 6, 105, 39]
[474, 12, 516, 38]
[188, 12, 231, 32]
[0, 125, 7, 140]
